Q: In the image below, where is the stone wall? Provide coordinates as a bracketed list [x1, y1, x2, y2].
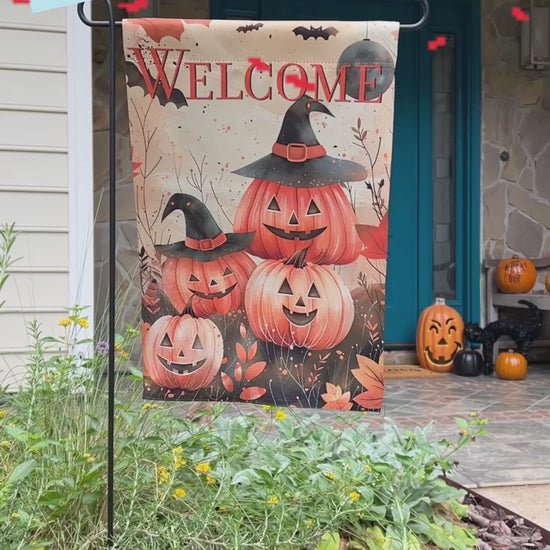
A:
[482, 0, 550, 285]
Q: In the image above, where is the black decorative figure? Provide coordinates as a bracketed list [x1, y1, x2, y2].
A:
[464, 300, 543, 375]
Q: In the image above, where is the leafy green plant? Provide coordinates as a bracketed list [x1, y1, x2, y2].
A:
[0, 223, 20, 308]
[0, 306, 489, 550]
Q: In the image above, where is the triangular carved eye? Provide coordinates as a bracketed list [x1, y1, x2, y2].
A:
[267, 196, 281, 212]
[307, 282, 321, 298]
[189, 273, 199, 282]
[223, 266, 233, 276]
[191, 334, 203, 350]
[306, 199, 321, 215]
[160, 333, 173, 348]
[278, 278, 293, 295]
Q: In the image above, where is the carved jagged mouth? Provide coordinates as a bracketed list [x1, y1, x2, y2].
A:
[190, 283, 237, 300]
[263, 224, 326, 241]
[282, 305, 317, 327]
[424, 342, 462, 366]
[157, 355, 206, 375]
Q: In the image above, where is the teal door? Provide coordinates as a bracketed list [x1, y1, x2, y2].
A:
[211, 0, 480, 347]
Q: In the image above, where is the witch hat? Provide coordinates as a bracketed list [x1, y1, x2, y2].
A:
[155, 193, 255, 261]
[232, 95, 367, 187]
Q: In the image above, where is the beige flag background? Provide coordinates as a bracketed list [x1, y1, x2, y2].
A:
[123, 17, 399, 409]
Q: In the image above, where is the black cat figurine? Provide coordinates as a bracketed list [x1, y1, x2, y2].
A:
[464, 300, 543, 375]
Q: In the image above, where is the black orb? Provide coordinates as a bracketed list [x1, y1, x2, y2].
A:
[337, 39, 395, 101]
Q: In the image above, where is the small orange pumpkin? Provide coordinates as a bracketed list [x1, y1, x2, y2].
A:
[545, 271, 550, 293]
[495, 350, 527, 380]
[416, 298, 465, 372]
[495, 256, 536, 294]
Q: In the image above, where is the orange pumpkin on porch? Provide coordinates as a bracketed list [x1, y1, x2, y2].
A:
[495, 256, 536, 294]
[545, 271, 550, 293]
[495, 350, 527, 380]
[416, 298, 464, 372]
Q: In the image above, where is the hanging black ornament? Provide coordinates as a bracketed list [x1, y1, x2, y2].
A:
[337, 39, 395, 101]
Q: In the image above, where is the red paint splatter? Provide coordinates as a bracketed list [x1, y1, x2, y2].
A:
[285, 74, 314, 92]
[427, 36, 446, 51]
[511, 6, 529, 21]
[118, 0, 148, 13]
[247, 57, 270, 72]
[12, 0, 30, 3]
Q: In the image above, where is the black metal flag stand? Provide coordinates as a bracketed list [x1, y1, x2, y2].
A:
[75, 0, 429, 546]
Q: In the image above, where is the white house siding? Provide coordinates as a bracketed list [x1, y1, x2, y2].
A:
[0, 3, 69, 387]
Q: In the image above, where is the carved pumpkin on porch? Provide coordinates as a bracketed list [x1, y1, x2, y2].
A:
[495, 256, 536, 294]
[416, 298, 465, 372]
[232, 95, 367, 265]
[244, 248, 354, 350]
[157, 194, 256, 317]
[142, 304, 224, 390]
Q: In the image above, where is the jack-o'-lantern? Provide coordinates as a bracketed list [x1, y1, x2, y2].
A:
[495, 256, 536, 294]
[142, 305, 224, 390]
[232, 95, 367, 266]
[245, 248, 354, 349]
[416, 298, 465, 372]
[157, 194, 256, 317]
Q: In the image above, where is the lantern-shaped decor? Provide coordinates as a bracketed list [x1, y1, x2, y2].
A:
[157, 194, 256, 317]
[142, 303, 224, 391]
[495, 255, 537, 294]
[233, 95, 367, 266]
[245, 248, 354, 350]
[416, 298, 465, 372]
[453, 348, 483, 377]
[495, 349, 528, 380]
[336, 39, 395, 101]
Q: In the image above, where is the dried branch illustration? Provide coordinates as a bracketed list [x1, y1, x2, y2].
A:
[186, 152, 207, 204]
[209, 171, 233, 226]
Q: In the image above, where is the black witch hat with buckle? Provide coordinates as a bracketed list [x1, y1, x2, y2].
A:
[155, 193, 255, 261]
[232, 95, 367, 187]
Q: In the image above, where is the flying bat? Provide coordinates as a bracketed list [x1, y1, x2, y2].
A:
[292, 25, 339, 40]
[236, 22, 264, 33]
[125, 61, 188, 108]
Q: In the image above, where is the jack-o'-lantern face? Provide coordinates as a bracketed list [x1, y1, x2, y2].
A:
[163, 251, 256, 317]
[234, 180, 363, 265]
[416, 299, 465, 372]
[245, 249, 354, 350]
[143, 314, 224, 390]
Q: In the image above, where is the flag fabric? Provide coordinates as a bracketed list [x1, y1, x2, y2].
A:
[123, 18, 399, 410]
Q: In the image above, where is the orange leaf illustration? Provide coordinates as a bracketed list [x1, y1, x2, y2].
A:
[236, 343, 247, 364]
[352, 354, 385, 410]
[240, 386, 267, 401]
[221, 372, 234, 393]
[245, 361, 266, 381]
[234, 362, 243, 382]
[321, 383, 353, 411]
[239, 323, 247, 339]
[247, 341, 258, 361]
[357, 213, 389, 260]
[133, 18, 184, 42]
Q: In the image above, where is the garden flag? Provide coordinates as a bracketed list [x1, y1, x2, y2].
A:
[123, 18, 399, 410]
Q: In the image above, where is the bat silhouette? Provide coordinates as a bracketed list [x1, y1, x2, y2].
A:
[292, 25, 339, 40]
[125, 61, 188, 108]
[236, 22, 264, 33]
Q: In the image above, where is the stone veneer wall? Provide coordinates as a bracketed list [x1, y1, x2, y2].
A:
[482, 0, 550, 276]
[91, 0, 550, 357]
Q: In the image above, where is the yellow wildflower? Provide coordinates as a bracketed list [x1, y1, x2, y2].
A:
[196, 462, 211, 474]
[324, 472, 335, 480]
[175, 455, 186, 469]
[172, 487, 187, 499]
[119, 350, 129, 359]
[76, 318, 89, 329]
[349, 491, 360, 503]
[11, 513, 20, 519]
[127, 326, 139, 335]
[274, 410, 287, 421]
[174, 446, 183, 455]
[459, 428, 468, 436]
[470, 412, 477, 418]
[157, 465, 170, 484]
[34, 547, 46, 550]
[219, 505, 228, 512]
[0, 440, 10, 449]
[142, 403, 158, 410]
[267, 495, 279, 505]
[206, 474, 217, 485]
[115, 342, 123, 351]
[365, 464, 372, 472]
[262, 405, 273, 411]
[58, 318, 72, 327]
[0, 410, 8, 418]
